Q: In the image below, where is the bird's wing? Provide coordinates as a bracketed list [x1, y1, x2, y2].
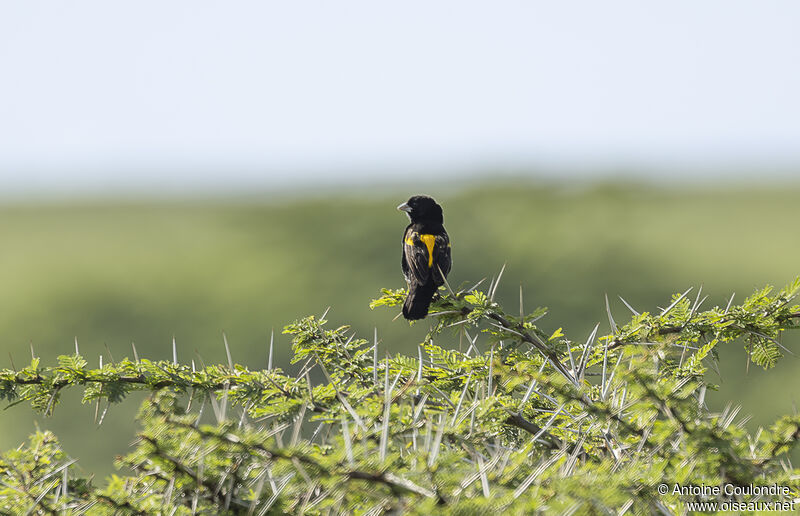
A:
[404, 229, 451, 286]
[403, 230, 433, 286]
[432, 231, 451, 285]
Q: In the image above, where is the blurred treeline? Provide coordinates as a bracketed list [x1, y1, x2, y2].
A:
[1, 180, 799, 475]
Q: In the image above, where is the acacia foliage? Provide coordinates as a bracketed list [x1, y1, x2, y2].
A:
[1, 278, 800, 514]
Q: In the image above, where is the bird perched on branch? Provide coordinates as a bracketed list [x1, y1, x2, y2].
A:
[397, 195, 452, 320]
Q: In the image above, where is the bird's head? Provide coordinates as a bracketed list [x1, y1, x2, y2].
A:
[397, 195, 443, 224]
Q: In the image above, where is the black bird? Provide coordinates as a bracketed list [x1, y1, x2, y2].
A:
[397, 195, 452, 320]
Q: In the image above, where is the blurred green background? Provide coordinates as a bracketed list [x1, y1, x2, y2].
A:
[1, 180, 799, 476]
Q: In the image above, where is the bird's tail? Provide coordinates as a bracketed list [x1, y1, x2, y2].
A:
[403, 283, 436, 320]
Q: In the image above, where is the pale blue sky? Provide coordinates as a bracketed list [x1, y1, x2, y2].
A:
[1, 1, 799, 194]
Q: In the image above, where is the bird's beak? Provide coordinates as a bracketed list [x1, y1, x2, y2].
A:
[397, 202, 412, 213]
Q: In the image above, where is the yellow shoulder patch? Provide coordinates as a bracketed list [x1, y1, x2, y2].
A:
[419, 234, 436, 268]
